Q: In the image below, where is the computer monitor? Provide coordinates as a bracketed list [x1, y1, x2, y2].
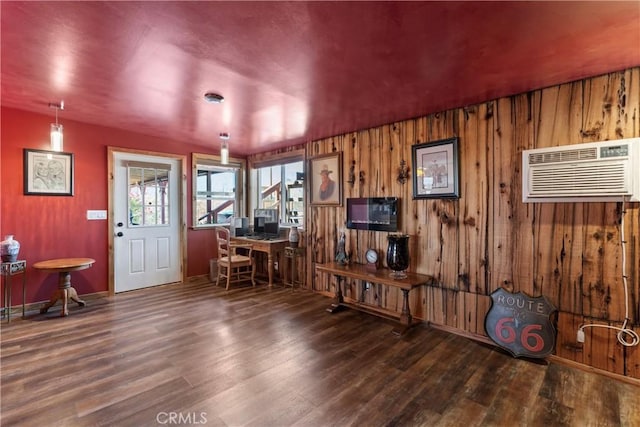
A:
[254, 208, 278, 234]
[254, 216, 266, 234]
[230, 217, 249, 237]
[264, 221, 279, 236]
[254, 208, 278, 223]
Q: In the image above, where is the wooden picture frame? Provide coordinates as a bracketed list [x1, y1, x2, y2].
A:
[411, 137, 459, 199]
[23, 149, 74, 196]
[308, 152, 342, 206]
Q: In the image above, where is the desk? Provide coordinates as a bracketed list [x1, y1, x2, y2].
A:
[316, 262, 434, 335]
[2, 260, 27, 322]
[231, 237, 287, 287]
[33, 258, 95, 317]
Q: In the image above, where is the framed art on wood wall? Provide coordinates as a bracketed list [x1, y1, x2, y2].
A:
[411, 137, 459, 199]
[23, 149, 74, 196]
[308, 152, 343, 206]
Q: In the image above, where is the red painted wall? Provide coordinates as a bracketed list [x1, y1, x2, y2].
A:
[1, 107, 218, 304]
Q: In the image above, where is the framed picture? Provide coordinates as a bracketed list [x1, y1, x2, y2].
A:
[23, 149, 74, 196]
[308, 152, 342, 206]
[412, 137, 459, 199]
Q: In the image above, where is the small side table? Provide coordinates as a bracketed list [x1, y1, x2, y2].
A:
[283, 246, 305, 290]
[33, 258, 94, 317]
[1, 260, 27, 322]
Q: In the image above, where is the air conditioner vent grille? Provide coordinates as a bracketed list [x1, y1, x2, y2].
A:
[528, 148, 597, 165]
[522, 138, 639, 202]
[529, 161, 629, 196]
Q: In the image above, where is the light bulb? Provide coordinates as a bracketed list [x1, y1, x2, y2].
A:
[50, 123, 64, 151]
[221, 141, 229, 165]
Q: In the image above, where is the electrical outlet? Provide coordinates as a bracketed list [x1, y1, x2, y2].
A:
[87, 210, 108, 220]
[576, 329, 585, 343]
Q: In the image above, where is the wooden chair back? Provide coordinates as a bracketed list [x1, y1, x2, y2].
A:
[215, 226, 231, 259]
[213, 226, 255, 290]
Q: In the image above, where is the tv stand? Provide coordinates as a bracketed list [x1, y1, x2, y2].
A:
[315, 262, 434, 336]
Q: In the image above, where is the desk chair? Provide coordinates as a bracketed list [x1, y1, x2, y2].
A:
[214, 226, 256, 290]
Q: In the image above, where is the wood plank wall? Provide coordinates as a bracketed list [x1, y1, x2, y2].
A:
[250, 68, 640, 379]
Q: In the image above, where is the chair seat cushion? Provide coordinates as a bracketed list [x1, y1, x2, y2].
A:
[219, 255, 252, 264]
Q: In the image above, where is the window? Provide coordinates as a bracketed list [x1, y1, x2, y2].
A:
[128, 165, 170, 226]
[254, 153, 304, 226]
[192, 153, 245, 228]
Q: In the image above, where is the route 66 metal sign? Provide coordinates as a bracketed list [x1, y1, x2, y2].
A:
[485, 288, 557, 358]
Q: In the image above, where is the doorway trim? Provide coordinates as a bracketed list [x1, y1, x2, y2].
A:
[107, 147, 188, 295]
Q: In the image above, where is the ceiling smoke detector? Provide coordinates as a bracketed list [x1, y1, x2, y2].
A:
[204, 92, 224, 104]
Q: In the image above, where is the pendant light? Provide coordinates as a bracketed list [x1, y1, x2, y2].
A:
[204, 92, 224, 104]
[220, 132, 230, 165]
[49, 101, 64, 151]
[203, 91, 229, 164]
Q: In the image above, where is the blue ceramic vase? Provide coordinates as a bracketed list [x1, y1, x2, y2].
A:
[1, 235, 20, 262]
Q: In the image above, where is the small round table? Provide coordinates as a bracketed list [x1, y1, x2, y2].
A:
[33, 258, 95, 317]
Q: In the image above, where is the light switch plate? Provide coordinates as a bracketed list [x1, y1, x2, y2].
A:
[87, 210, 108, 220]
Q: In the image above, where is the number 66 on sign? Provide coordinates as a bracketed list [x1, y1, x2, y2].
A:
[485, 288, 557, 358]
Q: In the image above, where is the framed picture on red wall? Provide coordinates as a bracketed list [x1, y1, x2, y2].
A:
[23, 149, 74, 196]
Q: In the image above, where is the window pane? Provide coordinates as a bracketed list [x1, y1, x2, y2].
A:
[256, 159, 304, 226]
[128, 167, 142, 226]
[285, 161, 304, 224]
[195, 166, 238, 225]
[259, 165, 281, 211]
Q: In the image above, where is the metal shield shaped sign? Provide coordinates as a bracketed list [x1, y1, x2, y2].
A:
[485, 288, 557, 358]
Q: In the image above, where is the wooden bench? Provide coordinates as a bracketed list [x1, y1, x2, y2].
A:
[315, 262, 434, 335]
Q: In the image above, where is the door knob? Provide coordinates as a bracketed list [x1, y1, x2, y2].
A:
[115, 231, 124, 237]
[116, 222, 124, 227]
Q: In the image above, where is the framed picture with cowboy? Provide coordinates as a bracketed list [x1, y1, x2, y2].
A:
[308, 152, 342, 206]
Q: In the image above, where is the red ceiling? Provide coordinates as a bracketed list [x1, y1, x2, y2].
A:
[2, 1, 639, 157]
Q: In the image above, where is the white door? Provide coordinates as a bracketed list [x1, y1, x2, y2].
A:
[113, 152, 181, 292]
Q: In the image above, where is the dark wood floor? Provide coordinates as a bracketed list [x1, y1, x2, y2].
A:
[2, 278, 639, 427]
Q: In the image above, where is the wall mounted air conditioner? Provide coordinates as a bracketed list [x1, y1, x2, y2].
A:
[522, 138, 640, 203]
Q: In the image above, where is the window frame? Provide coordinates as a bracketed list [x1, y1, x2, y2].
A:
[191, 153, 246, 229]
[250, 150, 305, 229]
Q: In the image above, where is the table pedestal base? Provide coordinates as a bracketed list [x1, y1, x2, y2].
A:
[40, 272, 86, 317]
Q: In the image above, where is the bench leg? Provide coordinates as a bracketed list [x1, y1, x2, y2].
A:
[392, 289, 413, 336]
[327, 275, 346, 313]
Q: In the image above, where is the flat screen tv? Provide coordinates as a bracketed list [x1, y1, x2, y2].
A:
[346, 197, 398, 232]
